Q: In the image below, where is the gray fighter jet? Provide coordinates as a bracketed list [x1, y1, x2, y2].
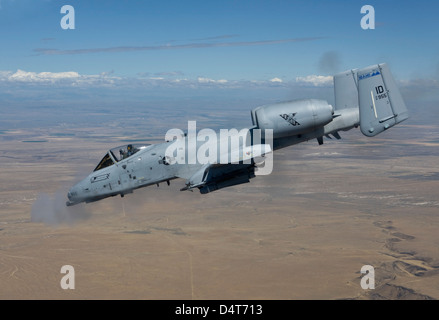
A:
[66, 63, 409, 206]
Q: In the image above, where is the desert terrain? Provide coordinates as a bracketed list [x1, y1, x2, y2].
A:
[1, 109, 438, 300]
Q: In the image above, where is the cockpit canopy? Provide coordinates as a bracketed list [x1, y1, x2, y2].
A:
[93, 144, 150, 172]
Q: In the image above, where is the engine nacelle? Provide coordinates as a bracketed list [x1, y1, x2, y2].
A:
[251, 99, 334, 138]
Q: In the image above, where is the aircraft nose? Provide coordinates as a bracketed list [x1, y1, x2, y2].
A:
[66, 185, 80, 206]
[66, 190, 75, 206]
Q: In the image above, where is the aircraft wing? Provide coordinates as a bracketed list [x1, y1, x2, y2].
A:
[177, 143, 272, 194]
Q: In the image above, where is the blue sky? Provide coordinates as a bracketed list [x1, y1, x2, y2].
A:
[0, 0, 438, 118]
[0, 0, 438, 80]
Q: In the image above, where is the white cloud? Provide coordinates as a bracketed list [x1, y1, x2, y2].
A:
[8, 69, 80, 83]
[0, 68, 338, 91]
[0, 69, 236, 89]
[295, 75, 333, 87]
[197, 77, 228, 84]
[270, 77, 283, 83]
[0, 69, 120, 86]
[0, 70, 12, 78]
[172, 78, 189, 83]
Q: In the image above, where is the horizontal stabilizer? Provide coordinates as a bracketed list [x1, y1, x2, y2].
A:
[357, 63, 409, 137]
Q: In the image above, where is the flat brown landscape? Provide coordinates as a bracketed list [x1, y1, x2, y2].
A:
[1, 120, 438, 300]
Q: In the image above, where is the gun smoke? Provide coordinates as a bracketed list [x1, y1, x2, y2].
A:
[30, 189, 91, 225]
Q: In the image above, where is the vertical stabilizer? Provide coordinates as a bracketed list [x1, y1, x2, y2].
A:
[357, 63, 409, 137]
[334, 69, 358, 110]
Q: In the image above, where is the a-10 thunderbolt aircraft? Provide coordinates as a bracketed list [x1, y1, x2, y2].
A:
[66, 63, 409, 206]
